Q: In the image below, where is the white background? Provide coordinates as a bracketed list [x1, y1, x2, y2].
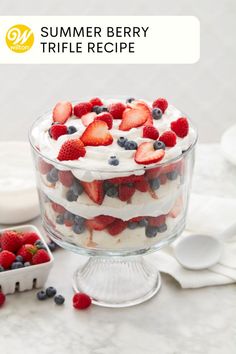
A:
[0, 0, 235, 143]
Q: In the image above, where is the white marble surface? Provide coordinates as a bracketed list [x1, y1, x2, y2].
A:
[1, 143, 236, 354]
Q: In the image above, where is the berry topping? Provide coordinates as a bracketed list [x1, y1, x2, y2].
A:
[74, 102, 92, 118]
[54, 295, 65, 305]
[107, 219, 127, 236]
[73, 293, 92, 310]
[153, 141, 166, 150]
[92, 105, 108, 114]
[52, 101, 72, 124]
[46, 286, 57, 298]
[171, 117, 189, 138]
[119, 106, 150, 131]
[67, 126, 77, 134]
[107, 175, 143, 185]
[152, 108, 163, 120]
[49, 124, 68, 140]
[117, 136, 128, 147]
[17, 244, 37, 262]
[21, 232, 40, 245]
[0, 292, 6, 307]
[81, 112, 97, 127]
[152, 98, 168, 113]
[32, 249, 50, 265]
[38, 158, 53, 175]
[0, 250, 16, 269]
[124, 140, 138, 150]
[135, 177, 149, 192]
[131, 101, 153, 125]
[86, 215, 115, 231]
[143, 125, 159, 140]
[89, 97, 103, 107]
[95, 112, 113, 129]
[80, 120, 113, 146]
[118, 184, 135, 201]
[108, 156, 119, 166]
[58, 170, 74, 187]
[135, 142, 165, 165]
[159, 131, 177, 147]
[108, 102, 126, 119]
[1, 230, 22, 253]
[81, 180, 104, 205]
[57, 139, 86, 161]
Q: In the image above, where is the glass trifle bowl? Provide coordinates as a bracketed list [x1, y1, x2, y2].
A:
[29, 97, 197, 307]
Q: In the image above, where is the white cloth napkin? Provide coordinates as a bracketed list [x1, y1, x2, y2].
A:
[150, 193, 236, 288]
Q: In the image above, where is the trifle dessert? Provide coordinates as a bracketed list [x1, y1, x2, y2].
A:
[29, 97, 197, 255]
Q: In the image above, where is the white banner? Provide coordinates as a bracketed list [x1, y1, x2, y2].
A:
[0, 16, 200, 64]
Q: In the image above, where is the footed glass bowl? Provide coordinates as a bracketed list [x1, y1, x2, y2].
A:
[29, 114, 197, 307]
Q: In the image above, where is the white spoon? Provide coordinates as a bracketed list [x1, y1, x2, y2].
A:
[174, 223, 236, 270]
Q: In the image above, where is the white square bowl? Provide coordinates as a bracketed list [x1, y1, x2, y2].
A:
[0, 224, 54, 294]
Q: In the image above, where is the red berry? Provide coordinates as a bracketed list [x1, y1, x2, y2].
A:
[89, 97, 103, 107]
[73, 293, 92, 310]
[131, 101, 153, 126]
[159, 174, 167, 185]
[95, 112, 113, 129]
[57, 139, 86, 161]
[0, 251, 16, 269]
[17, 244, 37, 262]
[74, 102, 92, 118]
[119, 106, 150, 131]
[51, 202, 66, 214]
[159, 131, 177, 147]
[135, 177, 149, 192]
[50, 124, 68, 140]
[135, 142, 165, 165]
[1, 231, 22, 253]
[146, 166, 161, 179]
[21, 232, 39, 245]
[148, 215, 166, 227]
[58, 170, 74, 187]
[107, 175, 143, 185]
[86, 215, 115, 231]
[53, 101, 72, 124]
[108, 102, 126, 119]
[143, 125, 159, 140]
[64, 220, 74, 227]
[129, 216, 144, 222]
[107, 219, 127, 236]
[80, 120, 113, 146]
[171, 117, 189, 138]
[118, 184, 135, 202]
[81, 180, 104, 205]
[152, 98, 168, 113]
[0, 292, 6, 307]
[32, 249, 50, 265]
[81, 112, 96, 127]
[38, 158, 53, 175]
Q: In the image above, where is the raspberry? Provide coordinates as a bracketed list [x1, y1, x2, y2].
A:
[152, 98, 168, 113]
[89, 97, 103, 107]
[143, 125, 159, 140]
[95, 112, 113, 129]
[74, 102, 92, 118]
[0, 292, 6, 307]
[73, 293, 92, 310]
[108, 102, 126, 119]
[171, 117, 189, 138]
[49, 124, 68, 140]
[159, 131, 177, 147]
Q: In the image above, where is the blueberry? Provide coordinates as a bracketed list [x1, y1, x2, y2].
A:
[128, 222, 138, 229]
[145, 226, 158, 238]
[15, 255, 23, 262]
[72, 181, 83, 196]
[138, 219, 147, 227]
[152, 108, 163, 120]
[37, 290, 48, 300]
[54, 295, 65, 305]
[126, 97, 135, 103]
[24, 262, 31, 267]
[117, 136, 128, 148]
[11, 262, 24, 270]
[124, 140, 138, 150]
[149, 178, 160, 190]
[73, 223, 85, 234]
[153, 141, 166, 150]
[47, 241, 57, 252]
[0, 265, 5, 272]
[157, 224, 167, 233]
[106, 186, 118, 198]
[47, 168, 58, 183]
[108, 156, 119, 166]
[66, 189, 77, 202]
[56, 214, 64, 225]
[92, 105, 108, 114]
[103, 181, 113, 192]
[167, 171, 179, 181]
[68, 126, 77, 134]
[64, 211, 75, 221]
[35, 240, 47, 250]
[74, 215, 85, 225]
[46, 286, 57, 298]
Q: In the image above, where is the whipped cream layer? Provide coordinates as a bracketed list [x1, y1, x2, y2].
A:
[32, 99, 196, 182]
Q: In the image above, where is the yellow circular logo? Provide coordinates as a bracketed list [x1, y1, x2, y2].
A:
[6, 24, 34, 53]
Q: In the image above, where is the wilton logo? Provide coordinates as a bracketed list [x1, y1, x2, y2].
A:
[6, 24, 34, 53]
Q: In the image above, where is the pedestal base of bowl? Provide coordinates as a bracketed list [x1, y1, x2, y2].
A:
[72, 256, 161, 308]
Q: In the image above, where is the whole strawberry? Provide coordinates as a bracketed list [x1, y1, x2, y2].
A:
[32, 249, 50, 265]
[73, 293, 92, 310]
[0, 250, 16, 269]
[1, 230, 22, 253]
[21, 232, 40, 245]
[17, 244, 37, 263]
[57, 139, 86, 161]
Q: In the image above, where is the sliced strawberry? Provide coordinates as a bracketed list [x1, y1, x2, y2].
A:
[107, 219, 127, 236]
[95, 112, 113, 129]
[81, 180, 104, 205]
[107, 175, 143, 185]
[86, 215, 115, 231]
[58, 170, 74, 187]
[57, 139, 86, 161]
[147, 215, 166, 227]
[81, 112, 97, 127]
[80, 120, 113, 146]
[131, 101, 153, 126]
[119, 107, 150, 131]
[118, 184, 135, 202]
[53, 101, 72, 124]
[51, 202, 66, 214]
[135, 142, 165, 165]
[135, 177, 149, 192]
[108, 102, 126, 119]
[129, 216, 144, 222]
